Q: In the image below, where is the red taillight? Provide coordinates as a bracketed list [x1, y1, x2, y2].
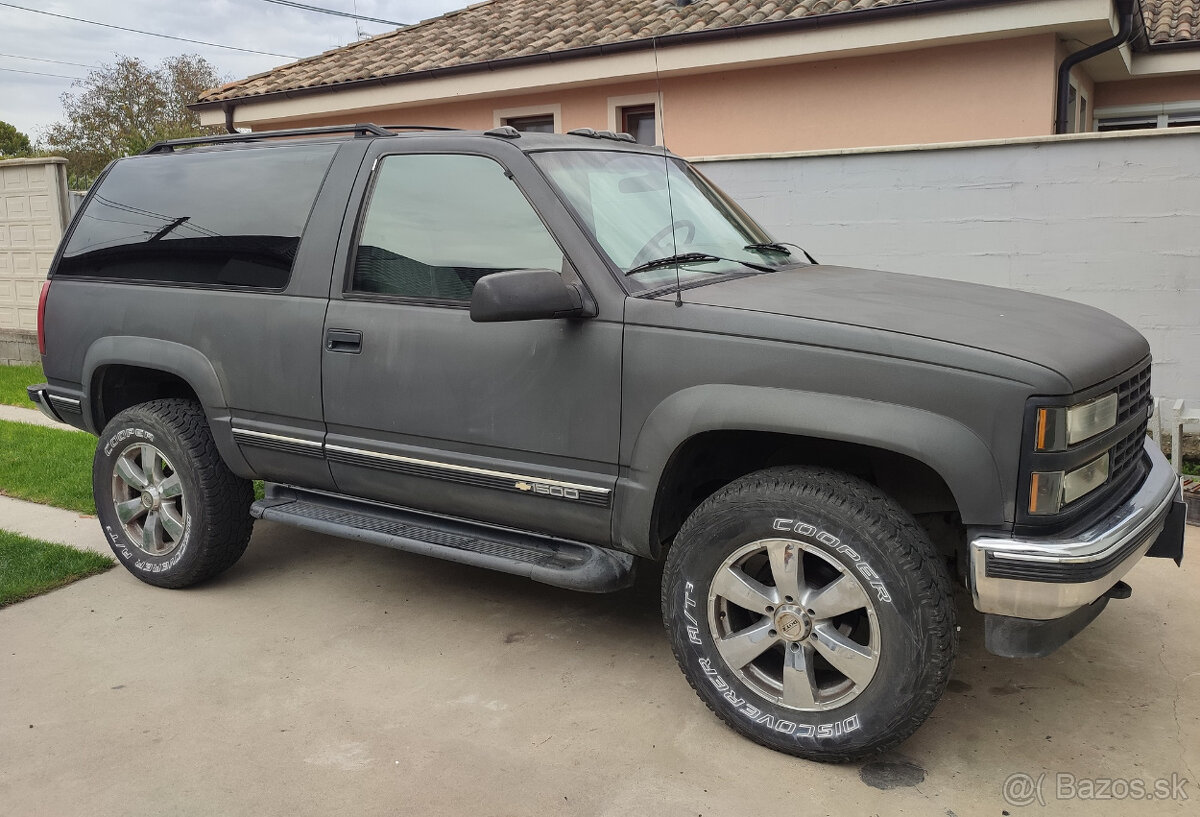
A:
[37, 281, 50, 356]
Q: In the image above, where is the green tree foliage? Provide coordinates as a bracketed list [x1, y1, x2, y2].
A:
[43, 54, 224, 189]
[0, 121, 33, 157]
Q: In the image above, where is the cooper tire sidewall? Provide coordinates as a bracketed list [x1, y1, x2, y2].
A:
[94, 415, 203, 580]
[665, 490, 935, 756]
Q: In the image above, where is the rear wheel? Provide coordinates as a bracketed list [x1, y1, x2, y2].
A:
[93, 399, 253, 588]
[662, 466, 956, 761]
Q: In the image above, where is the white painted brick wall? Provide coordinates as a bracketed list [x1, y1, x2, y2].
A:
[0, 158, 69, 334]
[698, 129, 1200, 404]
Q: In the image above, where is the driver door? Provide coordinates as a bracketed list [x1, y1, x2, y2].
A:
[320, 149, 622, 545]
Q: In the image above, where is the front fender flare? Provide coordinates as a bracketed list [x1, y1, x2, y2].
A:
[614, 385, 1005, 557]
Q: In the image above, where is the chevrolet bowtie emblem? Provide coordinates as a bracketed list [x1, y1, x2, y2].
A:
[514, 482, 533, 491]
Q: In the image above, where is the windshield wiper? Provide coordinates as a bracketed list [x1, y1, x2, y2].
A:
[625, 252, 772, 276]
[744, 242, 819, 265]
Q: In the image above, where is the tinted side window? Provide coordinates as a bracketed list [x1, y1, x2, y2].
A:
[352, 154, 563, 301]
[57, 143, 337, 288]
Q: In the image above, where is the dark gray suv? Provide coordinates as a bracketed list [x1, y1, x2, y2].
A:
[29, 124, 1186, 761]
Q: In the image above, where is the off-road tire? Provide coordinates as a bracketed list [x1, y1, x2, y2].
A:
[662, 466, 956, 761]
[93, 399, 254, 588]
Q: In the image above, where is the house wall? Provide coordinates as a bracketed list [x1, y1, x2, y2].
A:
[697, 128, 1200, 406]
[0, 157, 69, 365]
[269, 34, 1060, 156]
[1093, 74, 1200, 108]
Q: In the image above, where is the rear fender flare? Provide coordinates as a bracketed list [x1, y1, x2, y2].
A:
[82, 336, 253, 477]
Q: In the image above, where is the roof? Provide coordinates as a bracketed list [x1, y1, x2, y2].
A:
[1142, 0, 1198, 45]
[196, 0, 1198, 107]
[195, 0, 938, 105]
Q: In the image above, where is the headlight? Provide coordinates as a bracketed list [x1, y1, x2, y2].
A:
[1034, 392, 1118, 451]
[1028, 452, 1111, 515]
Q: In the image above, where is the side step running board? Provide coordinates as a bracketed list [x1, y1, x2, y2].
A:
[251, 485, 635, 593]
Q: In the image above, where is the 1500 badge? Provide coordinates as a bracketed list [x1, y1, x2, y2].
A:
[514, 481, 580, 500]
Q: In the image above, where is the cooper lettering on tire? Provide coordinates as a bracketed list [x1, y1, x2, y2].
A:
[93, 399, 254, 589]
[661, 466, 956, 761]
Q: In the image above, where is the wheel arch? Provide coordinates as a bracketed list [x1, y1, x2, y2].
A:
[82, 336, 253, 478]
[614, 385, 1004, 559]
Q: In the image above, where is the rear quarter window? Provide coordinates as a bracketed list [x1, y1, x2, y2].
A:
[55, 143, 338, 289]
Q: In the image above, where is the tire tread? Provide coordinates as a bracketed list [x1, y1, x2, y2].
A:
[94, 399, 253, 588]
[661, 465, 957, 762]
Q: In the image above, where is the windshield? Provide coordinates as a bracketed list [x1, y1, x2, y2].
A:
[532, 150, 794, 291]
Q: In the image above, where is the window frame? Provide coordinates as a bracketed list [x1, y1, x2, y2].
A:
[607, 94, 662, 145]
[343, 150, 572, 308]
[51, 142, 339, 294]
[493, 104, 562, 134]
[620, 104, 658, 146]
[1093, 99, 1200, 132]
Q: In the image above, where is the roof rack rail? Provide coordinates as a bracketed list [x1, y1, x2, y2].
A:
[378, 124, 463, 132]
[142, 123, 450, 154]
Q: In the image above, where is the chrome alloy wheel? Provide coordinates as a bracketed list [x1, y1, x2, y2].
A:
[110, 443, 187, 557]
[707, 538, 880, 711]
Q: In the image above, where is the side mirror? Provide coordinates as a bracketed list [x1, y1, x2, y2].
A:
[470, 268, 589, 323]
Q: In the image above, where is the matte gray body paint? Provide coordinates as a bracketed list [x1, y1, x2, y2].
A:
[39, 131, 1150, 560]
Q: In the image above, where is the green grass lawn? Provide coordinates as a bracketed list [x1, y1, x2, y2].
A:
[0, 363, 43, 408]
[0, 529, 113, 607]
[0, 418, 264, 510]
[0, 420, 96, 514]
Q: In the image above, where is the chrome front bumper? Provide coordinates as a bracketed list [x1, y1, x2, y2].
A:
[969, 439, 1182, 620]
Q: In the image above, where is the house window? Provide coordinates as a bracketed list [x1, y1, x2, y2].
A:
[621, 104, 657, 145]
[607, 94, 661, 145]
[1096, 115, 1158, 132]
[1064, 79, 1091, 133]
[1094, 101, 1200, 132]
[493, 104, 561, 134]
[504, 114, 555, 133]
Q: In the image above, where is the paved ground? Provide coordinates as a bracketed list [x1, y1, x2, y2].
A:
[1, 496, 1197, 816]
[0, 495, 109, 556]
[0, 402, 80, 430]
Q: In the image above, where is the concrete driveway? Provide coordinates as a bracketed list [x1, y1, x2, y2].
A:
[2, 521, 1197, 816]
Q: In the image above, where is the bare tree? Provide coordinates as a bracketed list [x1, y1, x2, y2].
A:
[43, 55, 224, 188]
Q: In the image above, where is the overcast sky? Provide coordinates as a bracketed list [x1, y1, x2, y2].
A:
[1, 0, 469, 140]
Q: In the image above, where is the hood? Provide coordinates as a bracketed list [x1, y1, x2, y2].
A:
[673, 267, 1149, 392]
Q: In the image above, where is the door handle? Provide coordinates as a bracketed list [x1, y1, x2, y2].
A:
[326, 329, 363, 354]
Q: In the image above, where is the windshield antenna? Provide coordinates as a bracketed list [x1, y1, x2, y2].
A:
[652, 36, 683, 308]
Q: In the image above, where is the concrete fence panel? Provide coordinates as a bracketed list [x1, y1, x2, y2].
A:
[697, 128, 1200, 405]
[0, 157, 70, 365]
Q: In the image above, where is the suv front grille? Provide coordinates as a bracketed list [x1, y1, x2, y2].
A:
[1110, 422, 1148, 489]
[1105, 362, 1152, 506]
[1117, 364, 1152, 425]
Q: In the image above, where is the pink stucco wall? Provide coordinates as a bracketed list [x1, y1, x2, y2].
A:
[1093, 75, 1200, 109]
[269, 34, 1060, 156]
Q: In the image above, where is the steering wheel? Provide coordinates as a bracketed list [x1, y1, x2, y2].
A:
[630, 219, 697, 269]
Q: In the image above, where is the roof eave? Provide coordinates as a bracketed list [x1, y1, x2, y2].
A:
[190, 0, 1020, 111]
[1144, 38, 1200, 52]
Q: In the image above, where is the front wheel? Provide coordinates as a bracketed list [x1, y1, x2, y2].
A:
[93, 399, 254, 588]
[662, 466, 956, 761]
